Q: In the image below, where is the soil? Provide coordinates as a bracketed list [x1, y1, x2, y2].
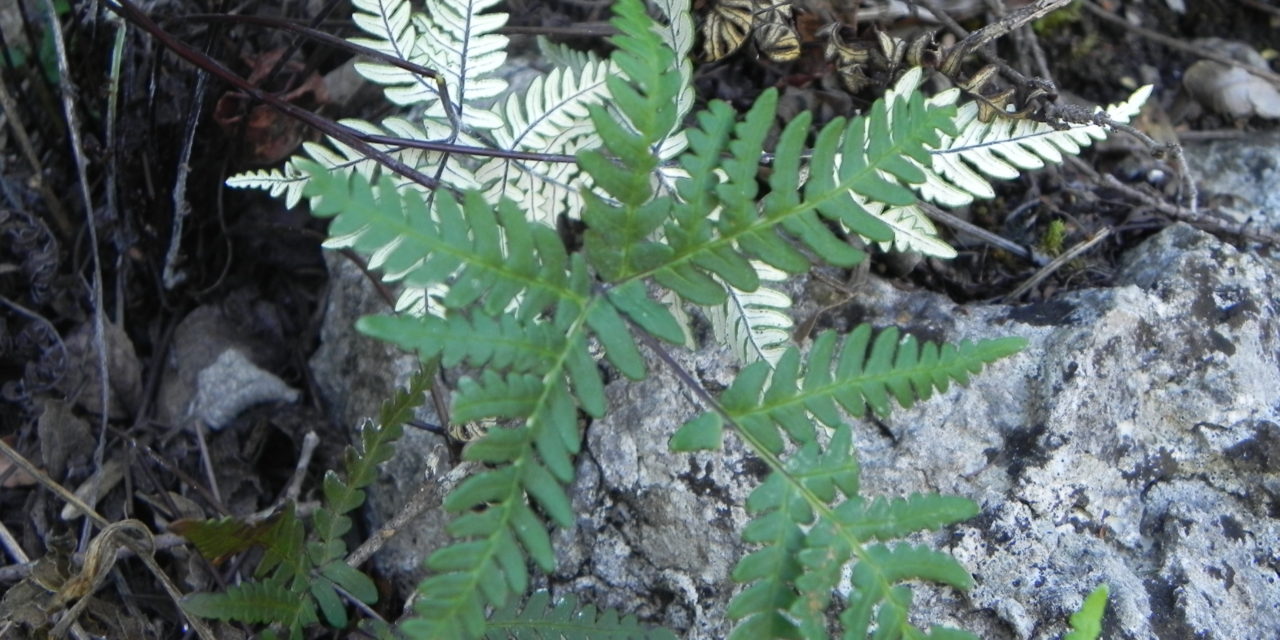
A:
[0, 0, 1276, 637]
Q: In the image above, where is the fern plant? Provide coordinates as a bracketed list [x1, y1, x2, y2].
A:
[176, 369, 432, 639]
[279, 0, 1028, 635]
[185, 0, 1154, 637]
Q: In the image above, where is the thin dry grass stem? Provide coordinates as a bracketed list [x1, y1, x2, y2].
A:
[193, 420, 224, 505]
[0, 50, 73, 237]
[1067, 156, 1280, 245]
[0, 439, 218, 639]
[161, 70, 209, 290]
[1000, 227, 1112, 302]
[268, 430, 319, 514]
[345, 476, 441, 568]
[920, 201, 1045, 263]
[38, 0, 113, 561]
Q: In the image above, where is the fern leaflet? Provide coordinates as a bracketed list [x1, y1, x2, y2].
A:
[647, 82, 955, 307]
[1064, 584, 1110, 640]
[707, 261, 794, 367]
[351, 0, 507, 126]
[921, 84, 1150, 206]
[476, 59, 615, 224]
[183, 580, 319, 630]
[486, 590, 679, 640]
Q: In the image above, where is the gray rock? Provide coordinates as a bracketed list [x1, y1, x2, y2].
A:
[310, 223, 1280, 638]
[1183, 132, 1280, 231]
[157, 305, 298, 431]
[189, 349, 298, 429]
[812, 223, 1280, 639]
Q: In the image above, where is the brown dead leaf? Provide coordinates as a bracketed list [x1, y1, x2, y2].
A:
[56, 321, 143, 419]
[213, 48, 330, 165]
[1184, 61, 1280, 119]
[37, 398, 93, 481]
[1183, 39, 1280, 120]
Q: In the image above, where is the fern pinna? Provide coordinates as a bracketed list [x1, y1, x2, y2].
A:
[274, 0, 1030, 636]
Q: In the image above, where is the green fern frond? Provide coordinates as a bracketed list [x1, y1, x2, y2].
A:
[305, 173, 593, 637]
[650, 82, 956, 307]
[307, 369, 429, 617]
[840, 544, 977, 639]
[721, 326, 1026, 431]
[389, 346, 594, 638]
[388, 4, 699, 636]
[254, 504, 307, 584]
[169, 512, 286, 566]
[403, 468, 558, 639]
[486, 590, 679, 639]
[576, 0, 684, 285]
[183, 579, 318, 631]
[647, 0, 696, 173]
[726, 425, 855, 639]
[360, 312, 565, 371]
[200, 0, 1087, 636]
[302, 165, 581, 314]
[179, 372, 428, 634]
[723, 422, 980, 639]
[1064, 584, 1109, 640]
[673, 327, 1022, 638]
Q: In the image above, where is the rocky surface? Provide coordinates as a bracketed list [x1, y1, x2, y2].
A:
[156, 304, 300, 431]
[1183, 131, 1280, 231]
[310, 194, 1280, 636]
